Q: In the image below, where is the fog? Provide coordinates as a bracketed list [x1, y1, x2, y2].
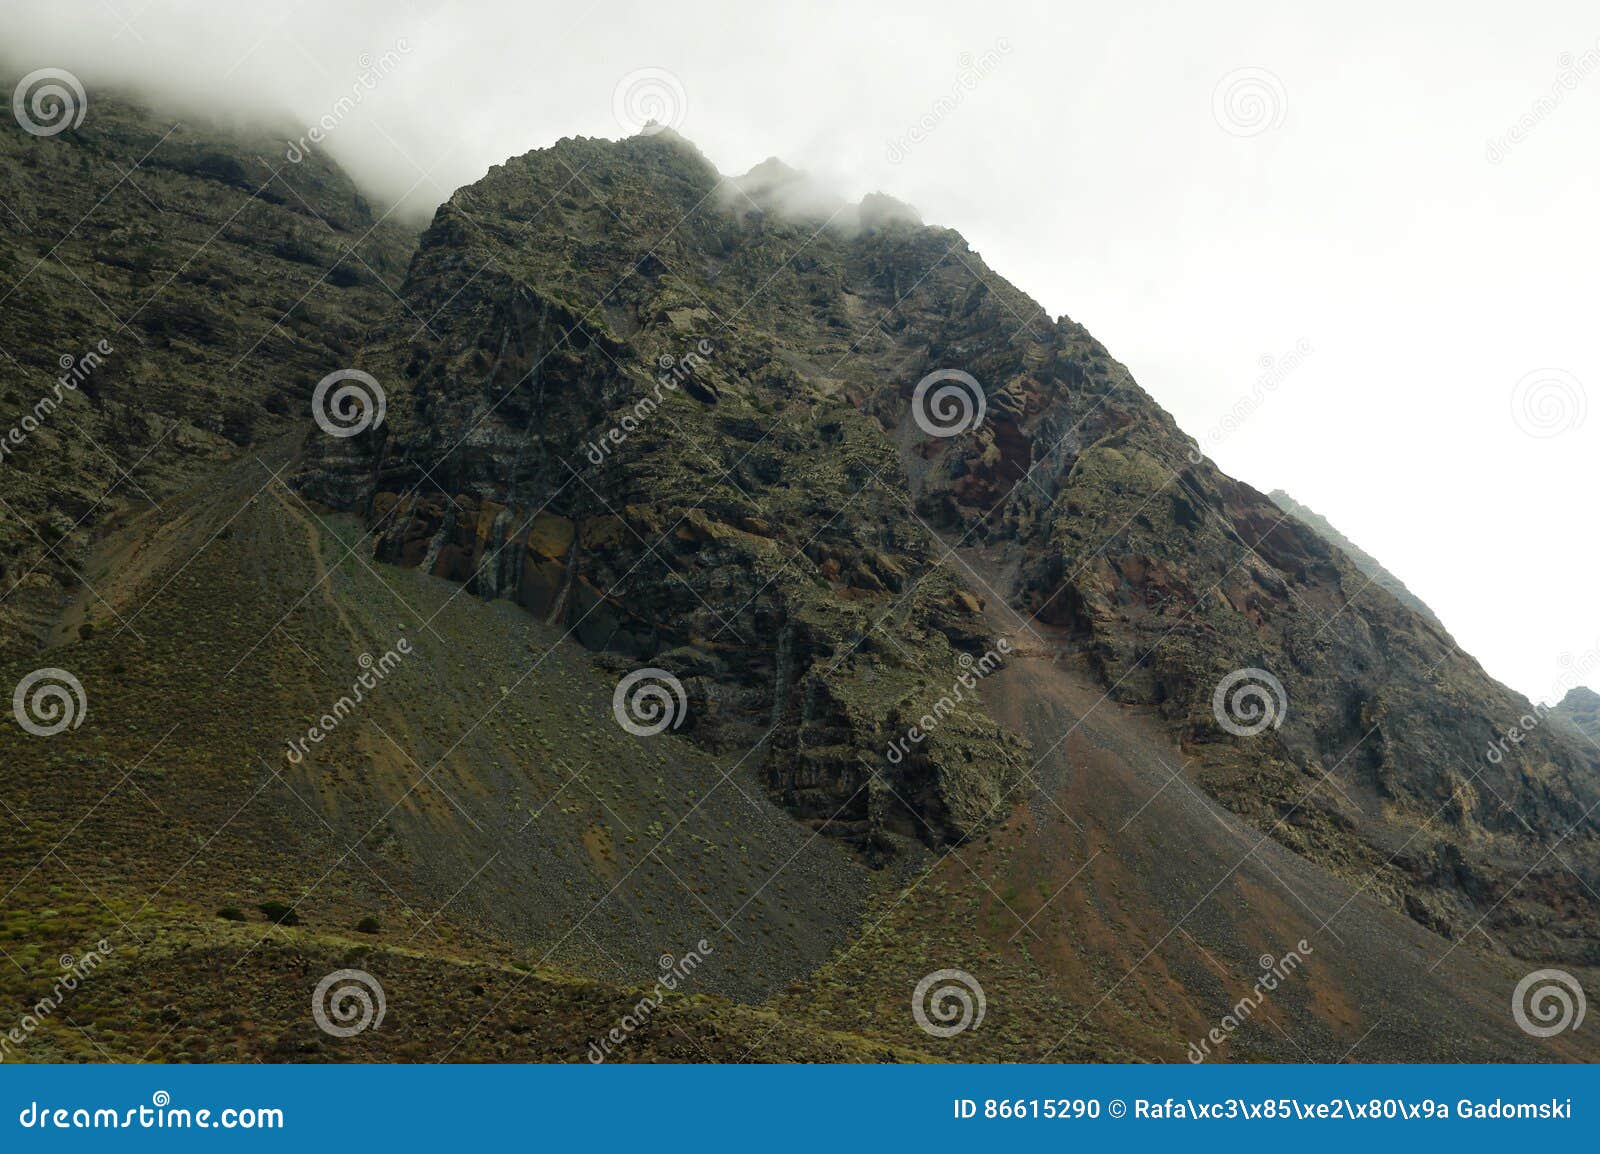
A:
[3, 0, 1596, 704]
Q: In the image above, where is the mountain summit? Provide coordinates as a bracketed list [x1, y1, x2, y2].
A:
[4, 97, 1599, 1063]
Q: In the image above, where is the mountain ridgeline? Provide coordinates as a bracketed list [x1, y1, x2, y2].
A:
[302, 129, 1600, 961]
[5, 88, 1600, 1064]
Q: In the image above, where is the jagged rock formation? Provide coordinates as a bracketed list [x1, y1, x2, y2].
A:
[301, 130, 1600, 960]
[1268, 489, 1448, 634]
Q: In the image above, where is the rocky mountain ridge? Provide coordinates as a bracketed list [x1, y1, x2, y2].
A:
[300, 128, 1600, 960]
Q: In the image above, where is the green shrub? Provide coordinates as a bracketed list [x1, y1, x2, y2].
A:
[258, 901, 299, 926]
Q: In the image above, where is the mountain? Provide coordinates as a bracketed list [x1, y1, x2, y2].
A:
[1555, 686, 1600, 744]
[303, 128, 1600, 958]
[4, 90, 1599, 1064]
[0, 85, 415, 652]
[1268, 489, 1449, 634]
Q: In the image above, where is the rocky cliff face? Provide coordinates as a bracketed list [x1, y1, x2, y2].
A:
[0, 83, 415, 650]
[300, 130, 1600, 958]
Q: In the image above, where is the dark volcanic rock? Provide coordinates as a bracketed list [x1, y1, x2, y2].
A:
[298, 131, 1600, 959]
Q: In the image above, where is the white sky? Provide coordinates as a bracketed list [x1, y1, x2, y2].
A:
[5, 0, 1596, 703]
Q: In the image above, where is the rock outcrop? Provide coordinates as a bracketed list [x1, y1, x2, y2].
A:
[299, 130, 1600, 959]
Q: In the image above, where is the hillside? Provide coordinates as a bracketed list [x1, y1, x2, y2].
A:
[3, 92, 1599, 1064]
[1268, 489, 1449, 634]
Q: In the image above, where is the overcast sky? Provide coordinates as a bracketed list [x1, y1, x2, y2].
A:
[5, 0, 1596, 704]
